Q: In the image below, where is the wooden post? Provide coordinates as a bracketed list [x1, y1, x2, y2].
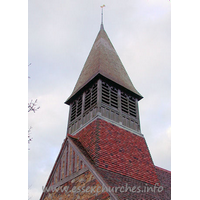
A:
[97, 79, 102, 113]
[118, 89, 122, 124]
[135, 99, 140, 132]
[81, 92, 85, 124]
[67, 103, 72, 135]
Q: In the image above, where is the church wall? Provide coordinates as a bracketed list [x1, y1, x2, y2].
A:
[43, 170, 110, 200]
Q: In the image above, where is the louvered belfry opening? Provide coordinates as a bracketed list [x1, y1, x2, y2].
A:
[102, 82, 118, 109]
[70, 95, 82, 122]
[84, 83, 97, 111]
[121, 92, 137, 118]
[67, 78, 140, 135]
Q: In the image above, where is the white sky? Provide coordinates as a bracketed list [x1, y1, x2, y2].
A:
[28, 1, 171, 199]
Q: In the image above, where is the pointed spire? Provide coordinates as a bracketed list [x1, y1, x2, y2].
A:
[100, 5, 105, 30]
[65, 25, 143, 104]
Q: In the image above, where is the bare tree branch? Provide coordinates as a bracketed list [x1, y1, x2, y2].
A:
[28, 99, 40, 113]
[28, 63, 40, 150]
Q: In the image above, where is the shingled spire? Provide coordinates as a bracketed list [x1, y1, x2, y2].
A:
[66, 26, 142, 105]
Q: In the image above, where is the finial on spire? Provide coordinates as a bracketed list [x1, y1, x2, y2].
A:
[100, 5, 105, 30]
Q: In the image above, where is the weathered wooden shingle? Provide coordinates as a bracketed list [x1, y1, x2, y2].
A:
[66, 27, 142, 104]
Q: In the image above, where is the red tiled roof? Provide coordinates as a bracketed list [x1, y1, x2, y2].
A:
[70, 135, 171, 200]
[97, 167, 161, 200]
[69, 118, 159, 185]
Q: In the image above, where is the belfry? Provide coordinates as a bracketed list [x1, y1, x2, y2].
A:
[40, 12, 171, 200]
[66, 22, 143, 137]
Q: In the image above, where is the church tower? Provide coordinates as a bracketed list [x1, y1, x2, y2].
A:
[65, 23, 143, 137]
[40, 18, 171, 200]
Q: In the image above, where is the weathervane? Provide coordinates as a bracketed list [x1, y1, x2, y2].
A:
[100, 5, 105, 26]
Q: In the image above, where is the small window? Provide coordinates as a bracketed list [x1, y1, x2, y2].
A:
[70, 101, 76, 121]
[84, 83, 98, 112]
[121, 92, 137, 118]
[102, 82, 118, 109]
[70, 95, 83, 122]
[121, 92, 128, 114]
[102, 82, 109, 105]
[129, 96, 136, 118]
[110, 86, 118, 108]
[77, 96, 82, 117]
[84, 89, 91, 111]
[91, 83, 97, 106]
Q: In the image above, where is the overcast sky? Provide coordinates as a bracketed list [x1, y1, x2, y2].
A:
[28, 0, 171, 199]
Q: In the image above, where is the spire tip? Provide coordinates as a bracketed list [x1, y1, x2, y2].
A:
[100, 5, 105, 28]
